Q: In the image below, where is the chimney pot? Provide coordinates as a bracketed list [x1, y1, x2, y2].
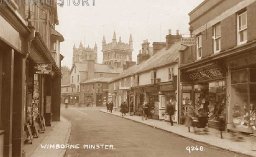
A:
[169, 29, 172, 35]
[176, 30, 179, 35]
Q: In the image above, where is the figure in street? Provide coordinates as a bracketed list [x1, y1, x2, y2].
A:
[106, 101, 110, 112]
[64, 98, 69, 109]
[120, 101, 128, 117]
[142, 101, 149, 120]
[166, 98, 176, 126]
[185, 104, 195, 132]
[109, 101, 114, 113]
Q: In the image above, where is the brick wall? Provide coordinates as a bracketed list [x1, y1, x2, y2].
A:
[190, 0, 241, 30]
[202, 27, 213, 58]
[221, 14, 237, 51]
[180, 46, 196, 65]
[247, 2, 256, 42]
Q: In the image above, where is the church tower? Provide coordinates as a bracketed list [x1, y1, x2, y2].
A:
[102, 32, 134, 69]
[72, 41, 97, 64]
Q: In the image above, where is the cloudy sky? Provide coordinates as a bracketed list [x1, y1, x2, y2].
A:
[56, 0, 203, 68]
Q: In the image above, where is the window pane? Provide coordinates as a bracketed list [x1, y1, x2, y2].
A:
[215, 24, 221, 37]
[241, 12, 247, 27]
[216, 38, 221, 51]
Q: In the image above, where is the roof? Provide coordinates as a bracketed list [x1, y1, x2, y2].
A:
[111, 42, 185, 82]
[94, 64, 119, 73]
[70, 63, 87, 73]
[81, 77, 113, 84]
[51, 28, 64, 42]
[137, 42, 184, 73]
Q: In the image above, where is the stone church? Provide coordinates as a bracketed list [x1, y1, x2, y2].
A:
[102, 32, 135, 70]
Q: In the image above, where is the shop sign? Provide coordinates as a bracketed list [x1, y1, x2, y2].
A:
[188, 67, 224, 81]
[160, 84, 174, 91]
[181, 37, 196, 46]
[144, 85, 158, 92]
[182, 85, 192, 91]
[34, 64, 52, 74]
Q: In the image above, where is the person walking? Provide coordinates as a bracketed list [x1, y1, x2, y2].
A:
[64, 98, 69, 109]
[109, 101, 114, 113]
[166, 99, 175, 126]
[120, 102, 126, 117]
[106, 101, 110, 112]
[142, 101, 149, 120]
[185, 104, 195, 132]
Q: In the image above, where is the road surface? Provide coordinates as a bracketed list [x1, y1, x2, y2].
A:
[61, 107, 248, 157]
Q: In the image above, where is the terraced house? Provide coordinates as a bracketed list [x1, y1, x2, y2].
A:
[109, 31, 184, 122]
[179, 0, 256, 133]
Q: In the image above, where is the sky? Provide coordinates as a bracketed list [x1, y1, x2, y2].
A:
[56, 0, 203, 68]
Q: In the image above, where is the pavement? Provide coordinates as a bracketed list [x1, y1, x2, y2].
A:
[23, 116, 71, 157]
[100, 109, 256, 157]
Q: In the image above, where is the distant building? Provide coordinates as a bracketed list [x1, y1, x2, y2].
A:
[102, 32, 135, 69]
[137, 39, 153, 64]
[68, 43, 120, 105]
[73, 42, 97, 64]
[61, 66, 71, 103]
[80, 77, 112, 106]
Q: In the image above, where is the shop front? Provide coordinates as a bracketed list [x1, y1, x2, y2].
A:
[131, 87, 144, 116]
[159, 82, 177, 122]
[227, 51, 256, 133]
[180, 63, 226, 129]
[143, 85, 159, 119]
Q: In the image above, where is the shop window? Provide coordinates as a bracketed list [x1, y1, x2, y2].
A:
[237, 10, 247, 45]
[231, 69, 249, 84]
[196, 34, 202, 60]
[208, 81, 226, 121]
[213, 23, 221, 53]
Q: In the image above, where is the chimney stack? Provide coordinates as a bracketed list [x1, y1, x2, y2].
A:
[168, 29, 172, 35]
[176, 30, 179, 35]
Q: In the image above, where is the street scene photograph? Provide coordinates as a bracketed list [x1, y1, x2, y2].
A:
[1, 0, 256, 157]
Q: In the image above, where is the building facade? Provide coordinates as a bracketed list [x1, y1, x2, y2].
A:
[0, 0, 64, 157]
[80, 77, 112, 107]
[109, 31, 182, 122]
[68, 42, 121, 105]
[180, 0, 256, 133]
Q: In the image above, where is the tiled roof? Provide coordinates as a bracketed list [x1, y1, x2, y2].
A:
[111, 42, 185, 82]
[70, 63, 87, 73]
[94, 64, 119, 73]
[81, 77, 113, 84]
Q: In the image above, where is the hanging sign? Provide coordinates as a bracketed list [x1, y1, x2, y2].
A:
[34, 64, 52, 74]
[181, 37, 196, 46]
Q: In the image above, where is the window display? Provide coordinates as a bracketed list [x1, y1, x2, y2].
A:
[208, 81, 226, 122]
[230, 68, 256, 132]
